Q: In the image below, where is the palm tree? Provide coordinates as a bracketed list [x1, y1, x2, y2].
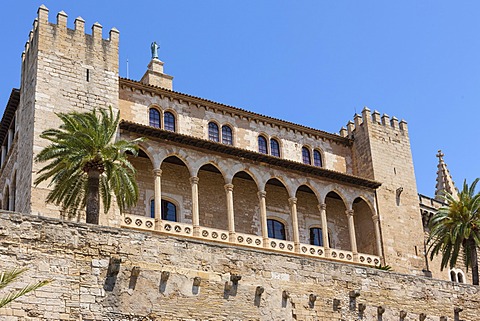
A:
[428, 178, 480, 285]
[34, 107, 143, 224]
[0, 268, 51, 308]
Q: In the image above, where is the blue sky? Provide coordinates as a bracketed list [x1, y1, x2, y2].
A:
[1, 1, 478, 196]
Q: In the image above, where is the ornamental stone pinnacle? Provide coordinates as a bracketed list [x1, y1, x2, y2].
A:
[435, 150, 458, 201]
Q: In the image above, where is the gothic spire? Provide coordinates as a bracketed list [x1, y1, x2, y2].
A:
[435, 150, 458, 201]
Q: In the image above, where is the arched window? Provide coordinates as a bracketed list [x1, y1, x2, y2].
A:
[270, 138, 280, 157]
[150, 199, 155, 218]
[162, 199, 177, 222]
[302, 147, 311, 165]
[309, 227, 330, 247]
[457, 272, 464, 283]
[222, 125, 233, 145]
[258, 136, 268, 154]
[150, 199, 177, 222]
[313, 150, 322, 167]
[208, 122, 219, 142]
[149, 108, 161, 128]
[164, 112, 176, 132]
[267, 219, 286, 240]
[450, 270, 457, 282]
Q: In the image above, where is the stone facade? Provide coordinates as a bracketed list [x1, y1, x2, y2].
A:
[0, 5, 478, 320]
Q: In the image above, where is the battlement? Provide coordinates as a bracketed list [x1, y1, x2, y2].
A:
[22, 5, 119, 68]
[339, 107, 408, 138]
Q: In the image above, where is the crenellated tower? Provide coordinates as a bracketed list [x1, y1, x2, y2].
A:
[340, 107, 426, 274]
[15, 5, 119, 220]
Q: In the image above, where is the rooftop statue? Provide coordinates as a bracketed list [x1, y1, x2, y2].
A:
[151, 41, 159, 60]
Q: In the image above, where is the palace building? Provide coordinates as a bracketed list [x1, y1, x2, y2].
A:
[0, 6, 478, 321]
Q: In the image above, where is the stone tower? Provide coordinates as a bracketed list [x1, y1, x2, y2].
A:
[15, 5, 119, 218]
[344, 107, 426, 274]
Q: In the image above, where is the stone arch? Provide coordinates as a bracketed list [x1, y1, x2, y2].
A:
[265, 178, 292, 241]
[325, 191, 350, 250]
[159, 151, 194, 175]
[198, 162, 228, 230]
[352, 197, 377, 255]
[160, 155, 192, 223]
[230, 168, 260, 191]
[261, 175, 294, 198]
[295, 184, 321, 244]
[232, 170, 260, 235]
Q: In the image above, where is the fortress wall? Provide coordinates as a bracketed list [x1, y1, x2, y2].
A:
[0, 212, 477, 321]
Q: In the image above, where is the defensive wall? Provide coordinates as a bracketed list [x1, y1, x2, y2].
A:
[0, 211, 477, 321]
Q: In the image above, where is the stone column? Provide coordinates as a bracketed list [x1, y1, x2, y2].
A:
[318, 203, 330, 257]
[372, 214, 383, 258]
[190, 176, 200, 236]
[1, 146, 5, 166]
[258, 191, 268, 248]
[225, 183, 235, 242]
[7, 129, 13, 149]
[288, 197, 300, 252]
[153, 169, 162, 229]
[346, 209, 358, 261]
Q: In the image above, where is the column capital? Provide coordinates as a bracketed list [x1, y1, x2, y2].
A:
[257, 190, 266, 199]
[224, 183, 234, 192]
[190, 176, 199, 185]
[372, 214, 380, 223]
[288, 197, 297, 206]
[318, 203, 326, 211]
[152, 168, 162, 176]
[346, 209, 354, 217]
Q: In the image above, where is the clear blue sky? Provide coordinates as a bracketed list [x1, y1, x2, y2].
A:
[1, 1, 479, 196]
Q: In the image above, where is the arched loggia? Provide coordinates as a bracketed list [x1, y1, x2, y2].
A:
[197, 163, 228, 230]
[232, 171, 260, 235]
[265, 178, 291, 241]
[295, 185, 322, 245]
[353, 197, 377, 255]
[325, 191, 350, 251]
[159, 156, 192, 222]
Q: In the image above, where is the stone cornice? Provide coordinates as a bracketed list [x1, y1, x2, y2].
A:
[119, 120, 381, 189]
[119, 78, 352, 146]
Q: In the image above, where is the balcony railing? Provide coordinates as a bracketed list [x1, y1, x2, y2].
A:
[121, 213, 381, 267]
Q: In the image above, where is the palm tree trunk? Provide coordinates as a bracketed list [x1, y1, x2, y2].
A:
[86, 170, 100, 224]
[471, 243, 479, 286]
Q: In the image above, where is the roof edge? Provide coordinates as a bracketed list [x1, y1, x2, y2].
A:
[119, 78, 352, 147]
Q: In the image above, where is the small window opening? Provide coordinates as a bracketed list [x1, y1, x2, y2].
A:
[86, 69, 90, 82]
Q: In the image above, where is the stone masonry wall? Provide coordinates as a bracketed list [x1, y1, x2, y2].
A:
[0, 212, 478, 321]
